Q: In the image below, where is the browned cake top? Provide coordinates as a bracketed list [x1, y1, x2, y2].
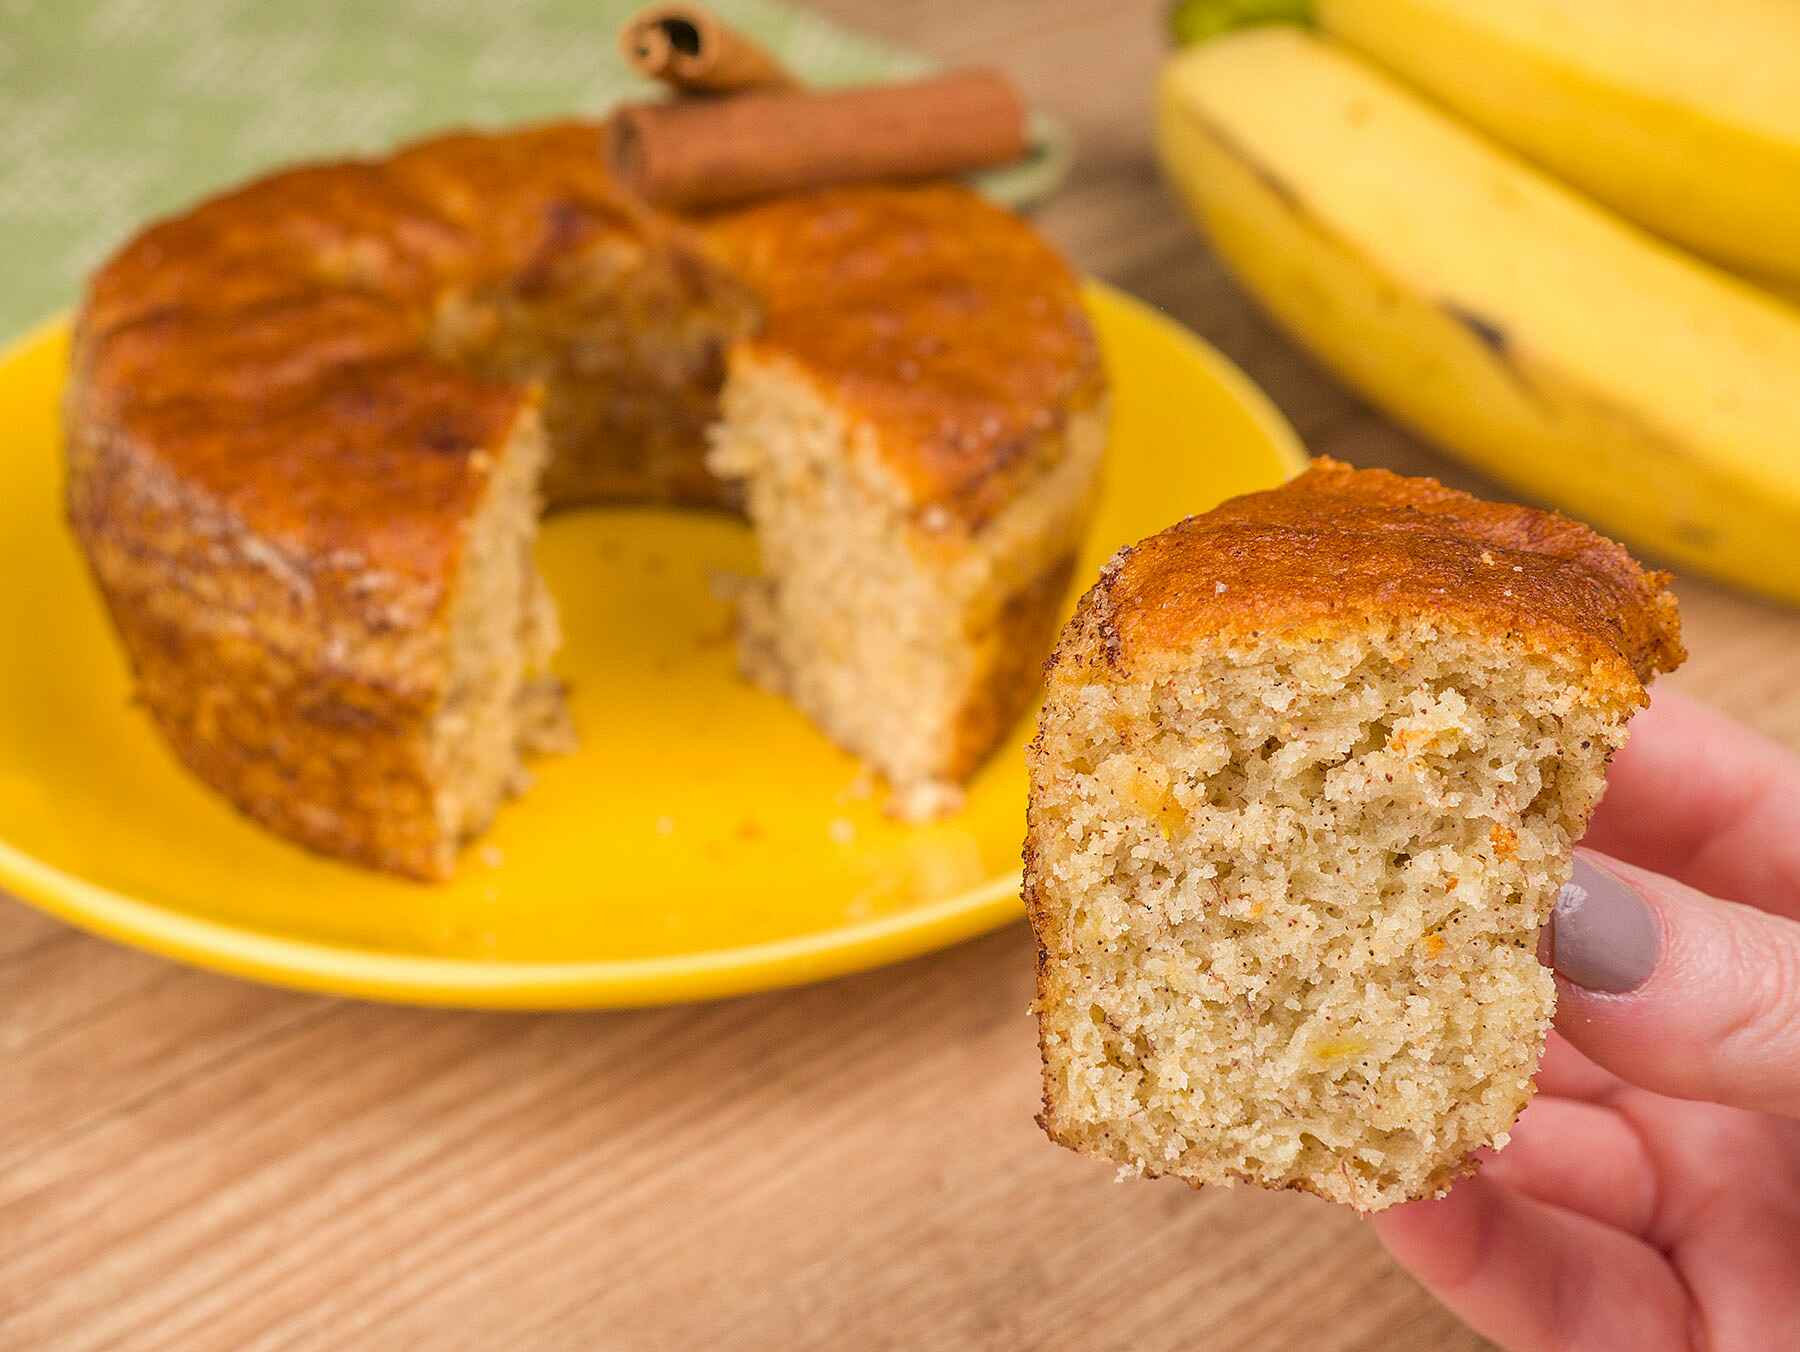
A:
[73, 124, 648, 610]
[1058, 458, 1684, 700]
[72, 122, 1098, 621]
[702, 184, 1103, 523]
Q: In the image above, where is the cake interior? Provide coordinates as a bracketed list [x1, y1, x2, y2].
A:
[1030, 620, 1628, 1211]
[430, 408, 572, 868]
[709, 352, 1107, 817]
[432, 239, 760, 512]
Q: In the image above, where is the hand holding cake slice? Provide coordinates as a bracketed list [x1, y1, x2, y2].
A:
[1024, 458, 1683, 1211]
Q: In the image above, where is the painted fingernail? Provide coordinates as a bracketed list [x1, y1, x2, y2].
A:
[1552, 853, 1661, 994]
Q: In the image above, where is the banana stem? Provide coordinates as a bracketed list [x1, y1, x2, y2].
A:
[1168, 0, 1313, 46]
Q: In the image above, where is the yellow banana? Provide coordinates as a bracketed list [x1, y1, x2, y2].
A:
[1314, 0, 1800, 286]
[1156, 27, 1800, 603]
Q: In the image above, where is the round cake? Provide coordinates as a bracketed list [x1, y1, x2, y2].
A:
[66, 121, 1107, 879]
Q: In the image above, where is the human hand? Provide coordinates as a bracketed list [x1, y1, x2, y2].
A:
[1371, 691, 1800, 1351]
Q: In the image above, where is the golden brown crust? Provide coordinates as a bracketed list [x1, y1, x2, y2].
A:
[1053, 458, 1684, 701]
[71, 126, 1099, 627]
[70, 123, 714, 632]
[701, 184, 1104, 526]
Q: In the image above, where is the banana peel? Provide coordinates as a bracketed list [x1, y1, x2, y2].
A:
[1157, 26, 1800, 602]
[1316, 0, 1800, 287]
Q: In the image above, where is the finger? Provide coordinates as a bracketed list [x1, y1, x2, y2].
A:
[1667, 1194, 1800, 1350]
[1534, 1031, 1624, 1102]
[1369, 1175, 1692, 1352]
[1552, 850, 1800, 1117]
[1481, 1097, 1657, 1236]
[1582, 691, 1800, 920]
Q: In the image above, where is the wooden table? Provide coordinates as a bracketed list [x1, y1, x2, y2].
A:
[5, 3, 1796, 1347]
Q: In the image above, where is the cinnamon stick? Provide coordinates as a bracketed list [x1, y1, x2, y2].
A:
[609, 69, 1029, 210]
[620, 5, 796, 95]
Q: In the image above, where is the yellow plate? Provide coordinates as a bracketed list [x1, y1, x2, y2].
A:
[0, 283, 1304, 1008]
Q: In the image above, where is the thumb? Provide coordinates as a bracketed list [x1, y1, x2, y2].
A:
[1549, 849, 1800, 1118]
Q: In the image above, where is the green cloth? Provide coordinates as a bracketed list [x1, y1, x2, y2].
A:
[0, 0, 1068, 335]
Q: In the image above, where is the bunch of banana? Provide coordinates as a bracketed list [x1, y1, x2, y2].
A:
[1159, 0, 1800, 602]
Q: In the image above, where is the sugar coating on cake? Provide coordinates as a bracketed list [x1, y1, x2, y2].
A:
[1024, 459, 1682, 1211]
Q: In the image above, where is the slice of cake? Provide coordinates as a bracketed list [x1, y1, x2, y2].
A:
[704, 186, 1107, 816]
[1023, 459, 1683, 1211]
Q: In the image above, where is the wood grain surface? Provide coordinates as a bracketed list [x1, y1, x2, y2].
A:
[4, 2, 1797, 1347]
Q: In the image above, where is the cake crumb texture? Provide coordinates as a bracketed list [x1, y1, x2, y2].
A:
[1024, 460, 1681, 1211]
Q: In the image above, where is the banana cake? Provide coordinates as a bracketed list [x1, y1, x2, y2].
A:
[65, 123, 1105, 879]
[1023, 459, 1682, 1211]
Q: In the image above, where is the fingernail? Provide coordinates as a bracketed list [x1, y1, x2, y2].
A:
[1552, 853, 1661, 994]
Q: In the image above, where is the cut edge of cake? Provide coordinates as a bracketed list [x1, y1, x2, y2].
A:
[426, 401, 572, 877]
[709, 349, 1108, 817]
